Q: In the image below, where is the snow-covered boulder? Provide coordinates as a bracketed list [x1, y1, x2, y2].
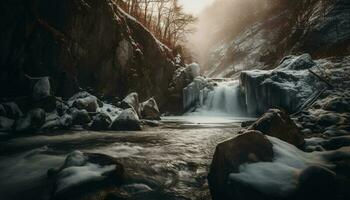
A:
[111, 108, 141, 131]
[13, 108, 46, 133]
[209, 133, 350, 200]
[121, 93, 141, 117]
[249, 108, 305, 148]
[208, 131, 273, 200]
[41, 113, 73, 131]
[90, 112, 112, 131]
[140, 98, 160, 120]
[240, 54, 323, 115]
[48, 151, 124, 199]
[186, 63, 201, 78]
[69, 92, 100, 112]
[71, 109, 91, 125]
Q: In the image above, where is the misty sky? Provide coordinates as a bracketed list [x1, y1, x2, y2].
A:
[179, 0, 215, 15]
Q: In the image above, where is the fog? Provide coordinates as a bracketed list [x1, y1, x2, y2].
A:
[187, 0, 282, 71]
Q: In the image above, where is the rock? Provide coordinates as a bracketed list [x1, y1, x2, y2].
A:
[318, 113, 341, 127]
[72, 109, 91, 125]
[49, 151, 124, 199]
[30, 76, 51, 101]
[111, 108, 141, 131]
[208, 131, 273, 200]
[33, 95, 57, 113]
[249, 108, 305, 148]
[141, 120, 161, 127]
[240, 54, 322, 115]
[121, 93, 141, 117]
[90, 112, 112, 130]
[69, 92, 100, 112]
[13, 108, 46, 133]
[0, 116, 14, 131]
[295, 166, 336, 200]
[41, 113, 73, 130]
[0, 102, 23, 119]
[324, 97, 350, 113]
[140, 98, 161, 120]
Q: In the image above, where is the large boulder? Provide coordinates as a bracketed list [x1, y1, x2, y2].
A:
[140, 98, 161, 120]
[28, 76, 51, 101]
[48, 151, 124, 199]
[69, 92, 100, 113]
[111, 108, 142, 131]
[240, 54, 323, 115]
[249, 108, 305, 148]
[211, 135, 350, 200]
[208, 131, 273, 200]
[90, 112, 112, 130]
[71, 109, 91, 125]
[121, 93, 141, 117]
[13, 108, 46, 133]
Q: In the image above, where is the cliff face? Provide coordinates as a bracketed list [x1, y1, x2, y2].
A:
[0, 0, 178, 109]
[203, 0, 350, 78]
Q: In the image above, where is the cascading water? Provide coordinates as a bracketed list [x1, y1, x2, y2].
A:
[183, 78, 246, 116]
[199, 80, 244, 115]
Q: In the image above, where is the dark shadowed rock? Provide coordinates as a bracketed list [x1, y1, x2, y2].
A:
[29, 76, 51, 101]
[318, 113, 341, 127]
[140, 98, 161, 120]
[0, 116, 14, 132]
[13, 108, 46, 133]
[208, 131, 273, 200]
[0, 102, 23, 119]
[249, 108, 305, 148]
[324, 97, 350, 113]
[295, 166, 336, 200]
[90, 112, 112, 130]
[111, 108, 141, 131]
[72, 109, 91, 125]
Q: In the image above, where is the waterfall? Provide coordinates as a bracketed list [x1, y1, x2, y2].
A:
[184, 79, 246, 116]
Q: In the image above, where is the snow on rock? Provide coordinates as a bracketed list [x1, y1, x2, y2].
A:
[240, 54, 324, 115]
[111, 108, 141, 131]
[49, 151, 124, 197]
[186, 63, 201, 78]
[71, 109, 91, 126]
[68, 91, 100, 112]
[140, 98, 160, 120]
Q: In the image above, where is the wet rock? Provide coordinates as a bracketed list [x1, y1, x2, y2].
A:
[121, 93, 141, 117]
[48, 151, 124, 199]
[208, 131, 273, 200]
[318, 113, 341, 127]
[72, 109, 91, 125]
[249, 108, 305, 148]
[140, 98, 161, 120]
[90, 112, 112, 130]
[70, 92, 100, 112]
[111, 108, 141, 131]
[324, 97, 350, 113]
[13, 108, 46, 133]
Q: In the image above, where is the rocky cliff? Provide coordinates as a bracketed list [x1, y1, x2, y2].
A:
[202, 0, 350, 78]
[0, 0, 179, 110]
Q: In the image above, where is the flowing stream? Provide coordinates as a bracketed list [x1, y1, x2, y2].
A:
[0, 119, 242, 200]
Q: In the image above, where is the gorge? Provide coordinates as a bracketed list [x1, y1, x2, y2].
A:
[1, 0, 350, 200]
